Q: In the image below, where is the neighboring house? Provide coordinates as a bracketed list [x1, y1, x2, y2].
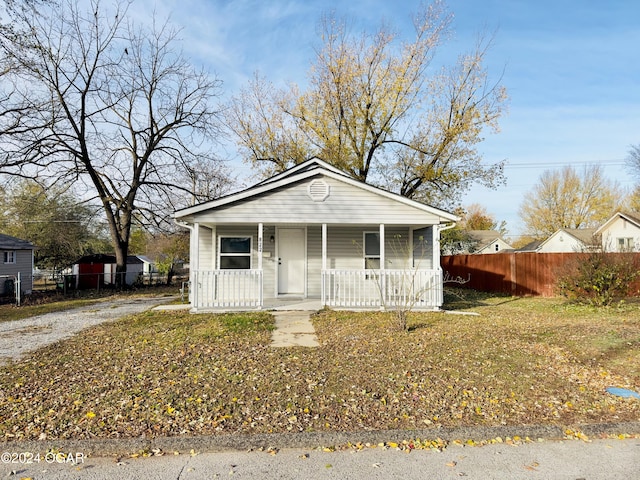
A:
[596, 211, 640, 252]
[520, 228, 599, 253]
[468, 230, 513, 254]
[72, 254, 148, 289]
[173, 158, 458, 311]
[0, 233, 34, 295]
[445, 230, 513, 255]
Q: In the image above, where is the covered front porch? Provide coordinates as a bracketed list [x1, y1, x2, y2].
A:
[174, 159, 458, 313]
[188, 222, 444, 312]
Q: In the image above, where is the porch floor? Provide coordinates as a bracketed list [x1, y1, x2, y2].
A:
[263, 297, 323, 311]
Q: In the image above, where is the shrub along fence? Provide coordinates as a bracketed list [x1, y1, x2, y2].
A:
[441, 252, 640, 297]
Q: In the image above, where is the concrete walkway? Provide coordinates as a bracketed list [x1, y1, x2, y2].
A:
[271, 310, 320, 347]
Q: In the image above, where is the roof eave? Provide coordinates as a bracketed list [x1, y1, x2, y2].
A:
[174, 165, 459, 223]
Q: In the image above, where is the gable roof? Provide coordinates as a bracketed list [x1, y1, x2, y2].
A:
[255, 158, 349, 186]
[595, 211, 640, 234]
[466, 230, 513, 250]
[174, 158, 458, 224]
[0, 233, 34, 250]
[517, 239, 544, 252]
[560, 228, 597, 244]
[467, 230, 502, 244]
[536, 228, 598, 251]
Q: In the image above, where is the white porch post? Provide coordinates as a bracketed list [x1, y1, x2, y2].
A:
[322, 224, 327, 270]
[192, 222, 200, 309]
[379, 223, 385, 309]
[257, 223, 263, 270]
[258, 223, 263, 308]
[433, 225, 442, 307]
[432, 225, 439, 270]
[379, 224, 385, 269]
[322, 223, 327, 305]
[210, 226, 216, 269]
[192, 223, 200, 272]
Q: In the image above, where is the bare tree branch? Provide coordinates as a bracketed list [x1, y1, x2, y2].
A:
[0, 0, 229, 282]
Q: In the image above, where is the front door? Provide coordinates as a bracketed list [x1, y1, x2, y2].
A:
[277, 228, 306, 295]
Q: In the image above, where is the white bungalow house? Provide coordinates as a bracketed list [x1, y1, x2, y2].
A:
[173, 159, 458, 311]
[526, 228, 599, 253]
[596, 211, 640, 252]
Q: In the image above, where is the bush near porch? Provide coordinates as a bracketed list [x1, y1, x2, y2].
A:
[1, 293, 639, 441]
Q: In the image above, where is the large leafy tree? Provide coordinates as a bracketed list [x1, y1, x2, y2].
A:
[460, 203, 506, 233]
[0, 0, 227, 285]
[0, 180, 107, 269]
[440, 203, 506, 254]
[519, 165, 621, 238]
[226, 2, 507, 208]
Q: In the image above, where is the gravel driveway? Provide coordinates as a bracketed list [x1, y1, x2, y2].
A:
[0, 296, 176, 365]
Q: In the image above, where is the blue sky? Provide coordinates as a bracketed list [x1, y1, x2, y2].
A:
[128, 0, 640, 236]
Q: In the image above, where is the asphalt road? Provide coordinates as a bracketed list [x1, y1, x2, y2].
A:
[1, 437, 638, 479]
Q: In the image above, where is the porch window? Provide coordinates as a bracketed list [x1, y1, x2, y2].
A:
[219, 237, 252, 269]
[3, 251, 15, 264]
[363, 232, 380, 269]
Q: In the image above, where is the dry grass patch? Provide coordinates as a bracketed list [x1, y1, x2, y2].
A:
[0, 296, 639, 441]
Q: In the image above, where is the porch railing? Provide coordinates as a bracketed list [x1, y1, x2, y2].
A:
[192, 270, 263, 309]
[321, 268, 442, 310]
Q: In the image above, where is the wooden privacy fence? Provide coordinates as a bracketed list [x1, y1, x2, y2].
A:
[441, 252, 601, 297]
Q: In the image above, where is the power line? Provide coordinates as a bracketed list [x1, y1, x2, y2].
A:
[504, 159, 626, 170]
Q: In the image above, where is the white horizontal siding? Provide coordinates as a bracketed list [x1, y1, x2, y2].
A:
[193, 224, 436, 303]
[190, 175, 442, 225]
[600, 218, 640, 252]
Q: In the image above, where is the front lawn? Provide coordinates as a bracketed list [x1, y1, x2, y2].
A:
[1, 294, 639, 440]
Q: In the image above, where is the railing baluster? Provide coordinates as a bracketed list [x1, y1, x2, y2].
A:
[320, 269, 441, 310]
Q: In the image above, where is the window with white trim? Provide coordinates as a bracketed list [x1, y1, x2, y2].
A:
[219, 237, 252, 269]
[363, 232, 380, 269]
[3, 251, 15, 264]
[617, 237, 634, 252]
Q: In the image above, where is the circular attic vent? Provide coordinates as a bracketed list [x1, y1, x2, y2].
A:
[307, 179, 330, 202]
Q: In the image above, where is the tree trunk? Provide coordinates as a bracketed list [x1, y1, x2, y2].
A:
[113, 240, 129, 290]
[166, 264, 175, 286]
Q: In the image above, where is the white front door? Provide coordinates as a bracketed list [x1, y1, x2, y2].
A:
[277, 228, 306, 295]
